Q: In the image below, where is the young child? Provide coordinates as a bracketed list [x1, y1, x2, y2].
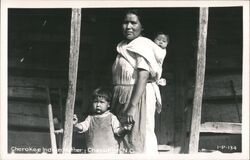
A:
[73, 87, 131, 154]
[152, 32, 170, 113]
[153, 31, 170, 86]
[153, 32, 169, 70]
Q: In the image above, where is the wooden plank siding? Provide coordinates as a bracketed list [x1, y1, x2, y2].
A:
[8, 130, 51, 153]
[201, 103, 242, 123]
[187, 74, 242, 100]
[9, 114, 49, 129]
[173, 50, 190, 153]
[155, 73, 175, 153]
[185, 73, 242, 152]
[200, 122, 241, 134]
[8, 86, 84, 104]
[8, 80, 88, 153]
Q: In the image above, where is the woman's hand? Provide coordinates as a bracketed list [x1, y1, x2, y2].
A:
[126, 105, 137, 124]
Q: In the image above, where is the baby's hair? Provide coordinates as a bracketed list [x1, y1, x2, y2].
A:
[92, 87, 112, 103]
[154, 32, 170, 43]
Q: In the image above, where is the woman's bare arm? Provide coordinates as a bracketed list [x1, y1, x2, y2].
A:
[126, 68, 149, 123]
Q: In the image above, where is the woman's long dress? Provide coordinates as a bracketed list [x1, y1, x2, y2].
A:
[112, 36, 161, 154]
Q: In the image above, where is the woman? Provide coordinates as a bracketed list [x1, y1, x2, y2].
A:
[111, 9, 163, 154]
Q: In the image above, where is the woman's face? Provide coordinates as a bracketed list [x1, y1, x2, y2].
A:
[122, 13, 143, 41]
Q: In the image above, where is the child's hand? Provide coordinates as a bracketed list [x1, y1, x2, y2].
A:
[117, 123, 133, 136]
[123, 123, 133, 131]
[73, 114, 78, 125]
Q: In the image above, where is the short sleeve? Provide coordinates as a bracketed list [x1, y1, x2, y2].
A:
[136, 56, 150, 71]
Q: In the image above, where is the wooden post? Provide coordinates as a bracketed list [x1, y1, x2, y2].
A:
[62, 8, 81, 154]
[57, 88, 63, 153]
[46, 87, 58, 154]
[188, 7, 209, 153]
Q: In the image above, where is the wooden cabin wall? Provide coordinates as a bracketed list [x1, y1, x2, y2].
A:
[8, 9, 60, 153]
[8, 9, 128, 153]
[7, 9, 100, 153]
[184, 7, 242, 153]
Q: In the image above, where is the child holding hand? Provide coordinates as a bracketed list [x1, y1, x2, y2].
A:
[73, 87, 132, 154]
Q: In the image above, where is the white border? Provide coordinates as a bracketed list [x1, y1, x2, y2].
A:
[1, 0, 250, 8]
[1, 0, 249, 160]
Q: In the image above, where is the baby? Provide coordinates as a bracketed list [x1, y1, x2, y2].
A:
[153, 32, 170, 86]
[73, 87, 131, 154]
[151, 32, 170, 113]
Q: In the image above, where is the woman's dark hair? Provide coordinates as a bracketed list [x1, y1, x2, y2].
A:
[123, 9, 144, 26]
[92, 87, 112, 103]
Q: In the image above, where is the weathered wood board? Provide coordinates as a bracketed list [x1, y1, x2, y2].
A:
[188, 74, 242, 100]
[201, 103, 242, 123]
[8, 130, 51, 153]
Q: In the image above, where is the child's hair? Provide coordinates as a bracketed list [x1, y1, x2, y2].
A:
[154, 31, 170, 43]
[92, 87, 112, 103]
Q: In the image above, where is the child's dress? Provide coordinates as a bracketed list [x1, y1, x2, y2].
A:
[78, 111, 120, 154]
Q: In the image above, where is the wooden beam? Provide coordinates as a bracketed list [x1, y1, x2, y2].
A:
[56, 88, 64, 152]
[200, 122, 241, 134]
[46, 87, 58, 154]
[188, 7, 209, 153]
[62, 8, 81, 154]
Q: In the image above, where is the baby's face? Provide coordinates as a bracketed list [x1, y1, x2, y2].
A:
[92, 97, 110, 114]
[154, 34, 168, 49]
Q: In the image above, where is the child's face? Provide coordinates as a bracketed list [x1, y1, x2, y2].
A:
[92, 97, 110, 114]
[154, 34, 168, 49]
